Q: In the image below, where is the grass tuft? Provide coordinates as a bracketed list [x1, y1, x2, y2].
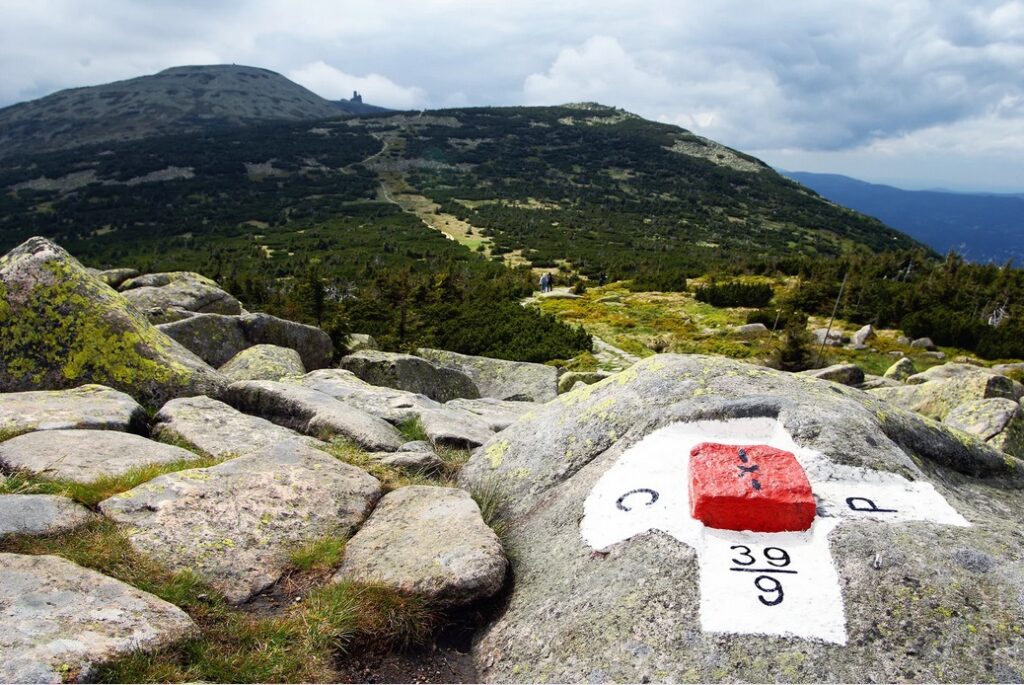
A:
[318, 438, 468, 490]
[288, 536, 347, 573]
[396, 416, 429, 443]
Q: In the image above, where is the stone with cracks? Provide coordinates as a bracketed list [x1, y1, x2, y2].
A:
[219, 344, 305, 382]
[883, 356, 916, 381]
[0, 553, 196, 683]
[0, 429, 197, 482]
[458, 355, 1024, 683]
[798, 363, 865, 387]
[152, 395, 321, 459]
[340, 350, 480, 403]
[157, 313, 249, 368]
[418, 347, 559, 402]
[227, 380, 404, 451]
[119, 271, 242, 315]
[288, 369, 442, 424]
[0, 238, 228, 406]
[868, 374, 1019, 421]
[238, 312, 333, 370]
[0, 495, 97, 537]
[333, 486, 506, 607]
[100, 441, 382, 604]
[0, 385, 147, 439]
[945, 398, 1024, 458]
[445, 397, 537, 431]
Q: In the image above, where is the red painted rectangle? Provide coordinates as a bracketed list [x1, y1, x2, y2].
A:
[689, 442, 815, 532]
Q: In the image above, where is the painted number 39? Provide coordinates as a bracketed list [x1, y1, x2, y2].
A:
[729, 545, 794, 607]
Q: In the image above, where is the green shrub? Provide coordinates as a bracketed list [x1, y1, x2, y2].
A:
[695, 281, 773, 308]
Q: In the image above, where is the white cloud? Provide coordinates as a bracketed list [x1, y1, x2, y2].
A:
[287, 61, 427, 109]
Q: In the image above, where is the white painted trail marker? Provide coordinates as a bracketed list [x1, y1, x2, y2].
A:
[580, 418, 969, 645]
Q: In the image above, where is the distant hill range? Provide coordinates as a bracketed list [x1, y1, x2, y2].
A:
[0, 64, 386, 157]
[783, 171, 1024, 265]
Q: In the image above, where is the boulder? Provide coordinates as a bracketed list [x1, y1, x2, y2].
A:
[911, 336, 937, 350]
[418, 348, 559, 403]
[238, 312, 333, 370]
[852, 324, 875, 346]
[0, 495, 97, 537]
[219, 344, 305, 382]
[0, 385, 147, 439]
[143, 306, 195, 324]
[869, 374, 1020, 421]
[119, 271, 242, 315]
[907, 363, 1024, 399]
[0, 429, 197, 483]
[858, 374, 902, 391]
[896, 335, 912, 346]
[366, 450, 445, 475]
[812, 328, 844, 346]
[419, 406, 493, 449]
[333, 486, 506, 607]
[0, 238, 228, 406]
[558, 371, 613, 395]
[226, 380, 404, 451]
[992, 362, 1024, 377]
[288, 369, 441, 424]
[157, 313, 249, 368]
[883, 356, 916, 381]
[945, 398, 1024, 458]
[798, 363, 865, 387]
[340, 350, 480, 402]
[0, 553, 196, 683]
[100, 441, 382, 604]
[152, 395, 321, 459]
[93, 267, 139, 289]
[445, 397, 537, 431]
[733, 323, 769, 338]
[457, 354, 1024, 683]
[346, 333, 379, 352]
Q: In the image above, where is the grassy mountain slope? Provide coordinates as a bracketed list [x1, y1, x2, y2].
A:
[784, 171, 1024, 265]
[0, 65, 378, 158]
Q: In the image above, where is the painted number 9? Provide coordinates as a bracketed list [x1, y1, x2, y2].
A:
[754, 575, 784, 606]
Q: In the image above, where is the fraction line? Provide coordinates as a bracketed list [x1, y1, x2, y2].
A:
[728, 568, 798, 574]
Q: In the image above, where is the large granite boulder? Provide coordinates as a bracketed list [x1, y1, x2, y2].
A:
[119, 271, 242, 315]
[0, 495, 97, 537]
[0, 553, 196, 683]
[445, 397, 537, 432]
[458, 354, 1024, 683]
[868, 374, 1020, 421]
[156, 313, 249, 368]
[152, 395, 321, 459]
[219, 344, 305, 382]
[798, 363, 865, 387]
[100, 441, 382, 604]
[883, 356, 916, 381]
[906, 363, 1024, 399]
[333, 486, 506, 607]
[0, 385, 147, 439]
[340, 350, 480, 402]
[0, 238, 228, 406]
[0, 429, 197, 482]
[945, 398, 1024, 458]
[287, 369, 442, 424]
[226, 380, 404, 451]
[238, 313, 333, 370]
[417, 348, 559, 402]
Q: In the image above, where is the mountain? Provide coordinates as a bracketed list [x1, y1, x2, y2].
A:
[0, 65, 385, 158]
[783, 171, 1024, 265]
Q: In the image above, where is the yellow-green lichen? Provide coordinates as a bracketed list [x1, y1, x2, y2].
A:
[486, 439, 510, 469]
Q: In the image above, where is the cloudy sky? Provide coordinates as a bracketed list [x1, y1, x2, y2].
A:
[2, 0, 1022, 192]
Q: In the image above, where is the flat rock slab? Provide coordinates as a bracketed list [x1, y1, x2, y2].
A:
[340, 350, 480, 402]
[868, 374, 1019, 421]
[0, 429, 197, 482]
[219, 344, 305, 382]
[0, 553, 195, 683]
[100, 442, 382, 604]
[445, 397, 537, 431]
[227, 380, 403, 451]
[366, 450, 445, 475]
[157, 313, 249, 368]
[333, 486, 506, 607]
[152, 395, 322, 460]
[0, 385, 147, 439]
[419, 407, 493, 449]
[0, 495, 97, 537]
[418, 348, 558, 403]
[120, 271, 242, 315]
[289, 369, 442, 424]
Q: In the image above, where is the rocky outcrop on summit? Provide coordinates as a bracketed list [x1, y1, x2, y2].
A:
[0, 495, 97, 537]
[219, 344, 305, 382]
[119, 271, 242, 316]
[0, 553, 196, 683]
[459, 355, 1024, 683]
[333, 486, 506, 607]
[340, 350, 480, 402]
[417, 348, 559, 402]
[0, 385, 147, 438]
[152, 395, 321, 458]
[0, 238, 228, 405]
[0, 429, 197, 482]
[100, 441, 381, 604]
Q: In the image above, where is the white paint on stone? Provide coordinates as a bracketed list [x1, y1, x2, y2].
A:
[580, 418, 969, 645]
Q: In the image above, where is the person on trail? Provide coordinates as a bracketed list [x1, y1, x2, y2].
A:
[540, 272, 552, 293]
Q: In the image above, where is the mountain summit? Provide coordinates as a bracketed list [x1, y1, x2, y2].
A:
[0, 64, 381, 157]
